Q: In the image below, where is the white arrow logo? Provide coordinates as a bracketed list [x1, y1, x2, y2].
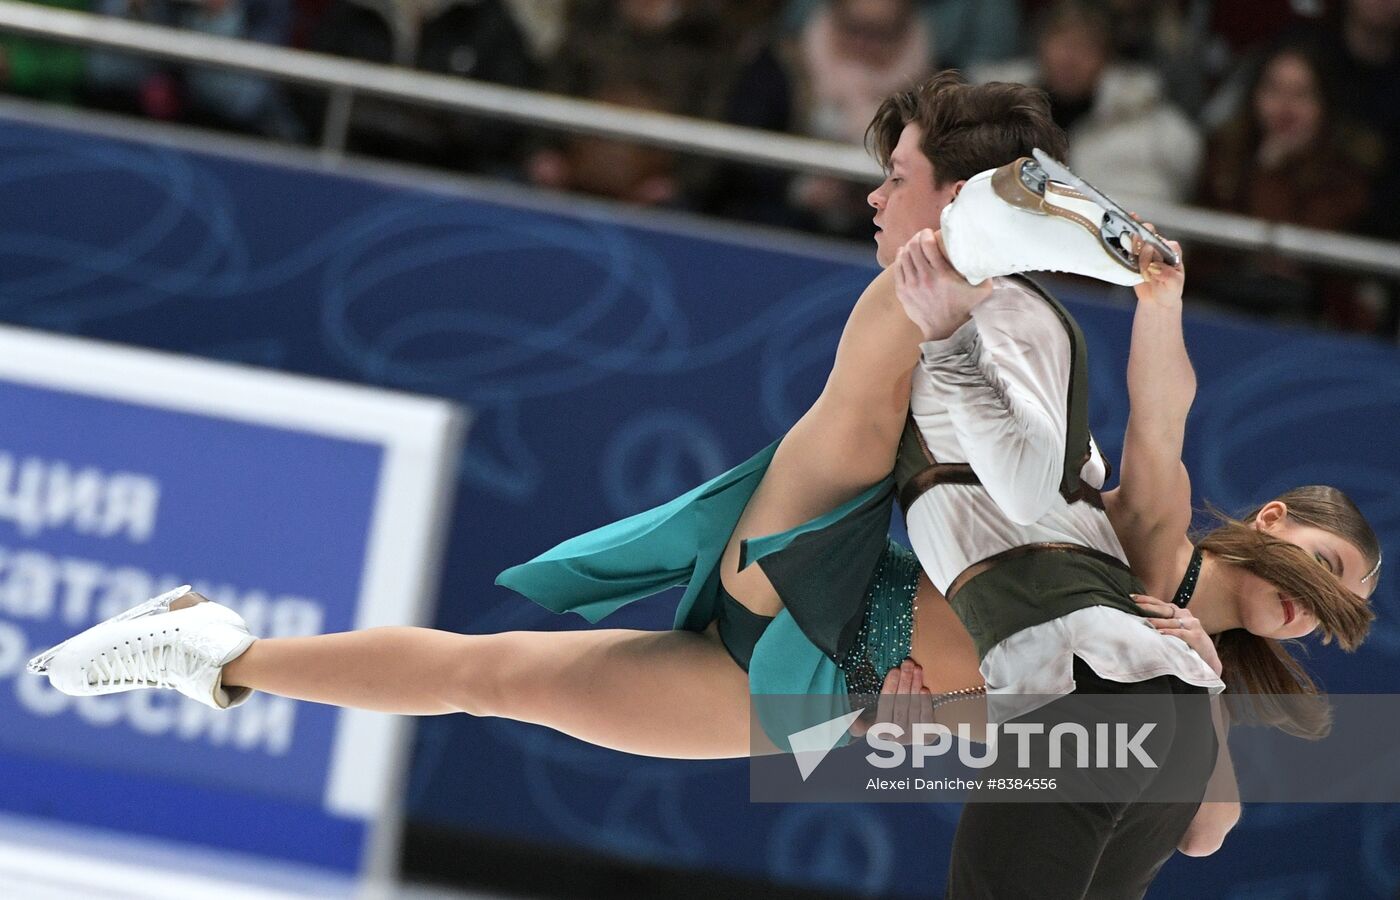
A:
[788, 710, 865, 781]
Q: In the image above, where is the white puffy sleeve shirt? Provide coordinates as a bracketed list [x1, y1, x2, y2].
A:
[904, 278, 1223, 721]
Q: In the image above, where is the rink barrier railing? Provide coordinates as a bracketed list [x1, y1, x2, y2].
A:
[0, 0, 1397, 279]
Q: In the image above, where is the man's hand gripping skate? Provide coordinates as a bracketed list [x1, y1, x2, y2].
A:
[893, 229, 994, 342]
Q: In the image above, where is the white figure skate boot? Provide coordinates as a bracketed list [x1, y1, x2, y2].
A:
[941, 151, 1169, 287]
[30, 587, 257, 710]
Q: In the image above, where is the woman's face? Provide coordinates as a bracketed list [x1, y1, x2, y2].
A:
[1254, 53, 1324, 150]
[1235, 502, 1372, 639]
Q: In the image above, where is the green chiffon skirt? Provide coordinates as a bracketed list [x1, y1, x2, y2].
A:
[495, 441, 919, 751]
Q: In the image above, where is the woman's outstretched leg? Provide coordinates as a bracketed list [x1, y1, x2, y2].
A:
[721, 265, 926, 615]
[224, 621, 755, 759]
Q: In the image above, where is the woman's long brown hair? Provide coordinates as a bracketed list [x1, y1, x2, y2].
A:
[1195, 486, 1379, 739]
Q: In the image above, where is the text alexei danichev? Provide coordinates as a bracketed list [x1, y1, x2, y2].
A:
[864, 777, 1060, 791]
[867, 777, 984, 791]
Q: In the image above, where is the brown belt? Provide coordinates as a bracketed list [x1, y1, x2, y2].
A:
[897, 456, 1105, 517]
[897, 463, 982, 514]
[944, 542, 1132, 603]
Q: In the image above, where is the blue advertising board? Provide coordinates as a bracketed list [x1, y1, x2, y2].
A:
[0, 98, 1396, 898]
[0, 324, 463, 878]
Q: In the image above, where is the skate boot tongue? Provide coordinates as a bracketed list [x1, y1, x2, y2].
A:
[39, 600, 257, 710]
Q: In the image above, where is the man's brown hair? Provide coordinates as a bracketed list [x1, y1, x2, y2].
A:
[866, 70, 1070, 185]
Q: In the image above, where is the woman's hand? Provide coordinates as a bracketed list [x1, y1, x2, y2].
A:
[1133, 593, 1223, 676]
[1130, 221, 1185, 311]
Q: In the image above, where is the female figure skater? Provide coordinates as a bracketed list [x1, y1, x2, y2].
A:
[33, 89, 1378, 865]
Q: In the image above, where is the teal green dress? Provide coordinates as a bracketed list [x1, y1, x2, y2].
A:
[495, 441, 920, 752]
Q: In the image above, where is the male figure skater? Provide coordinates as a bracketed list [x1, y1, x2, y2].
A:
[866, 73, 1223, 897]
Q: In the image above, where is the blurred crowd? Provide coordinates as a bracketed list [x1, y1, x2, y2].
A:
[2, 0, 1398, 335]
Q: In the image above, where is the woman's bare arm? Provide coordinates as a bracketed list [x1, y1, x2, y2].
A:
[1110, 234, 1196, 562]
[1178, 696, 1242, 856]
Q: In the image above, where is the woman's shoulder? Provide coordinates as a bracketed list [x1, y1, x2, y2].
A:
[1137, 536, 1200, 601]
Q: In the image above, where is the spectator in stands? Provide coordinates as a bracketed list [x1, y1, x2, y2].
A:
[1302, 0, 1400, 241]
[1194, 40, 1381, 328]
[416, 0, 536, 174]
[307, 0, 534, 172]
[709, 0, 933, 236]
[1100, 0, 1220, 115]
[86, 0, 303, 139]
[972, 0, 1201, 203]
[787, 0, 931, 235]
[0, 1, 90, 105]
[539, 0, 726, 120]
[528, 76, 686, 205]
[784, 0, 1020, 72]
[523, 0, 728, 205]
[1195, 1, 1323, 133]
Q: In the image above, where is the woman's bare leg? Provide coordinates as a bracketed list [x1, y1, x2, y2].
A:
[721, 266, 925, 615]
[223, 620, 757, 759]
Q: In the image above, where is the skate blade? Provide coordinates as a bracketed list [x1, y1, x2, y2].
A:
[26, 584, 194, 675]
[1030, 148, 1179, 266]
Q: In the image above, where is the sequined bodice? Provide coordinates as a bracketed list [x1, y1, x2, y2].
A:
[839, 542, 921, 699]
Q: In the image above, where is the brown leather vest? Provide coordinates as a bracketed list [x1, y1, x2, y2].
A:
[894, 274, 1111, 517]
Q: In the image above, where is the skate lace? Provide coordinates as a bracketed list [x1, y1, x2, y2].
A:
[87, 634, 194, 689]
